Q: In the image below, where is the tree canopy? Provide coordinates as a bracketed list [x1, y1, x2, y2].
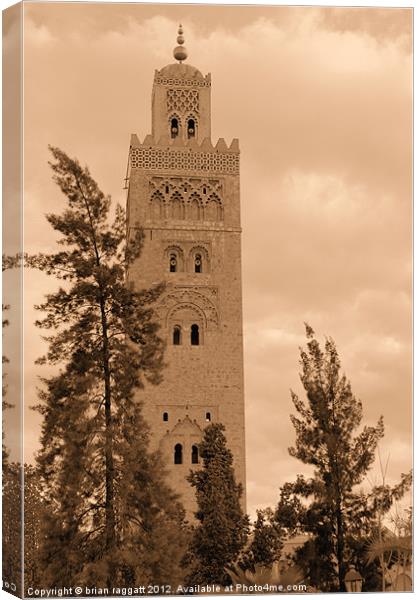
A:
[185, 423, 249, 585]
[275, 324, 385, 591]
[31, 147, 188, 589]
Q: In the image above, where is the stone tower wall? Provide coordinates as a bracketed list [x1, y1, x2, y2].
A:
[127, 63, 246, 519]
[151, 66, 212, 143]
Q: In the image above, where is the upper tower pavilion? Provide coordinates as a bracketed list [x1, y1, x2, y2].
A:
[126, 26, 246, 517]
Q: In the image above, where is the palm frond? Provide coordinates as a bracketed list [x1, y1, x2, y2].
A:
[366, 535, 412, 564]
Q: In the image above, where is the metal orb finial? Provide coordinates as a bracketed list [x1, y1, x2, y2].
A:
[173, 23, 188, 62]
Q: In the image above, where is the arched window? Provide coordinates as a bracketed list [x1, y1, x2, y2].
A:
[163, 412, 168, 422]
[174, 443, 183, 464]
[205, 198, 219, 221]
[150, 191, 163, 220]
[206, 412, 211, 422]
[191, 324, 200, 346]
[169, 253, 177, 272]
[187, 118, 196, 139]
[190, 247, 209, 274]
[191, 445, 199, 464]
[173, 326, 181, 345]
[171, 198, 182, 219]
[170, 192, 184, 220]
[171, 117, 179, 139]
[194, 253, 202, 273]
[190, 196, 201, 220]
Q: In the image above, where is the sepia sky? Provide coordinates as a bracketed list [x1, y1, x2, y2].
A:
[3, 2, 412, 517]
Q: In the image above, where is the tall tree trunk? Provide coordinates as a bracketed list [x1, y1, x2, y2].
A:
[81, 184, 116, 584]
[100, 298, 115, 586]
[331, 445, 345, 591]
[336, 503, 345, 591]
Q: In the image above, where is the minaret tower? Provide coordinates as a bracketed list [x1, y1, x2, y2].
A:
[127, 27, 246, 517]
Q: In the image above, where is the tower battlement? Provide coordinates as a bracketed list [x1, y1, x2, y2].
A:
[129, 135, 240, 176]
[130, 133, 239, 153]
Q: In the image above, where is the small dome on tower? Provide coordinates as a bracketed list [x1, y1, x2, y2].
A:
[155, 24, 208, 85]
[159, 63, 203, 79]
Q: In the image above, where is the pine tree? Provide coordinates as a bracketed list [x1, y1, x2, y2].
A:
[275, 325, 384, 591]
[240, 508, 283, 572]
[185, 423, 249, 586]
[31, 147, 188, 588]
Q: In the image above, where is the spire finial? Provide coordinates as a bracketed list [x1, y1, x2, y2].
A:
[173, 23, 188, 63]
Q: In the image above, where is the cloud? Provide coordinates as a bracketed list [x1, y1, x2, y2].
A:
[24, 19, 56, 46]
[13, 4, 412, 515]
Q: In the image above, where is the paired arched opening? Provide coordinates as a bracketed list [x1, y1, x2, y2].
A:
[174, 443, 199, 465]
[169, 116, 198, 140]
[166, 248, 210, 274]
[172, 324, 200, 346]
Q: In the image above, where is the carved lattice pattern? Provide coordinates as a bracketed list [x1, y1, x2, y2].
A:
[131, 148, 239, 175]
[149, 177, 223, 222]
[167, 89, 199, 114]
[155, 76, 210, 88]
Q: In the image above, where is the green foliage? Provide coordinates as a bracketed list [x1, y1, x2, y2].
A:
[24, 465, 43, 590]
[2, 463, 43, 596]
[288, 324, 384, 485]
[32, 147, 188, 588]
[240, 508, 284, 572]
[185, 423, 250, 585]
[368, 470, 412, 516]
[2, 254, 20, 272]
[275, 324, 385, 591]
[366, 534, 412, 564]
[365, 505, 412, 591]
[2, 462, 22, 595]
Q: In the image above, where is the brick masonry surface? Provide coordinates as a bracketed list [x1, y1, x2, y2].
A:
[127, 60, 246, 519]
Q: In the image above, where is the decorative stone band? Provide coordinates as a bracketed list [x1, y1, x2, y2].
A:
[154, 76, 211, 88]
[156, 286, 220, 329]
[131, 147, 239, 175]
